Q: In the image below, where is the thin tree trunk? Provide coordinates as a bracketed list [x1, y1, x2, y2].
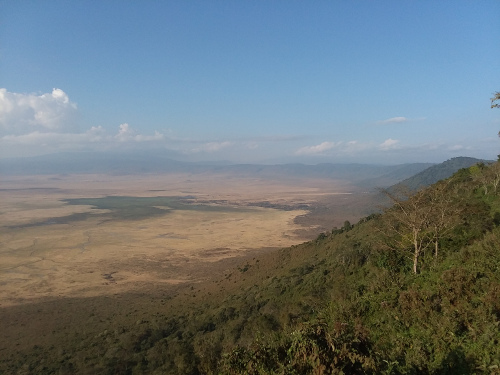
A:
[413, 235, 419, 274]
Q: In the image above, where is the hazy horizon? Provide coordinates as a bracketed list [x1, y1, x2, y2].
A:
[0, 148, 488, 167]
[1, 2, 499, 164]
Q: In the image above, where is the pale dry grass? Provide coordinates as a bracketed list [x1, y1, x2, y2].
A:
[0, 173, 351, 306]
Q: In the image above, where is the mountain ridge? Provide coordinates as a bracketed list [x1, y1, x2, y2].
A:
[0, 150, 436, 188]
[390, 156, 489, 191]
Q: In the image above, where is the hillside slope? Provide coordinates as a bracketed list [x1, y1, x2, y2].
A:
[391, 156, 487, 192]
[1, 162, 500, 374]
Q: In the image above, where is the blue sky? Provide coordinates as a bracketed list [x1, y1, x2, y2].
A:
[1, 1, 499, 164]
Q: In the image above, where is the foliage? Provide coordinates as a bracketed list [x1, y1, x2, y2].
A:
[491, 91, 500, 108]
[213, 161, 500, 374]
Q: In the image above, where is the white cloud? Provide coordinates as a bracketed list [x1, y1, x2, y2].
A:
[0, 88, 78, 134]
[379, 138, 400, 150]
[343, 140, 373, 154]
[135, 131, 164, 142]
[115, 123, 136, 141]
[114, 123, 164, 142]
[0, 88, 166, 157]
[189, 141, 233, 153]
[88, 126, 106, 141]
[0, 130, 105, 156]
[0, 123, 165, 157]
[295, 141, 337, 155]
[3, 123, 164, 145]
[377, 116, 408, 124]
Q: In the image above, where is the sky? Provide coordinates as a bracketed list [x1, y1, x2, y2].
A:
[1, 1, 499, 164]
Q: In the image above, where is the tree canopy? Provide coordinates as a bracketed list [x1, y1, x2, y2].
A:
[492, 91, 500, 108]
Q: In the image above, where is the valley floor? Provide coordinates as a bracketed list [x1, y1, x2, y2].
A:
[0, 172, 372, 306]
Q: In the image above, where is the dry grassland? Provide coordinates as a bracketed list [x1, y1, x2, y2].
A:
[0, 173, 354, 306]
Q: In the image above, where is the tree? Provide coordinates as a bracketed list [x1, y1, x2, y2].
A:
[342, 220, 352, 232]
[491, 91, 500, 108]
[470, 162, 490, 194]
[427, 181, 463, 258]
[490, 162, 500, 194]
[381, 187, 433, 274]
[494, 92, 500, 151]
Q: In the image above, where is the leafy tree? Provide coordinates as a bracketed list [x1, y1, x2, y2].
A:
[491, 91, 500, 108]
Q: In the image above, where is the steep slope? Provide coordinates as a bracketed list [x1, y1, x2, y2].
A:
[214, 161, 500, 374]
[391, 156, 487, 191]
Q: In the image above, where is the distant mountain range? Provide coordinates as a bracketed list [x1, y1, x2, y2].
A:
[0, 152, 488, 189]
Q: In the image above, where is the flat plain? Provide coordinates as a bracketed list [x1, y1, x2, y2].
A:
[0, 172, 369, 307]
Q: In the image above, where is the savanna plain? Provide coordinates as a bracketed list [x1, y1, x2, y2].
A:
[0, 172, 371, 364]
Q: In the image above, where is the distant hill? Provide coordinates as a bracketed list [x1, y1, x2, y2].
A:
[0, 151, 433, 187]
[215, 162, 434, 187]
[0, 151, 195, 175]
[356, 162, 435, 188]
[390, 156, 488, 192]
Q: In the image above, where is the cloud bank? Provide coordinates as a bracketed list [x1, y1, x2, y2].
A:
[0, 89, 309, 161]
[0, 88, 491, 163]
[115, 123, 164, 142]
[0, 88, 79, 134]
[0, 88, 168, 157]
[295, 139, 404, 157]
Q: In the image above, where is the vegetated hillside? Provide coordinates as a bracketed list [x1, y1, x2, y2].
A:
[2, 162, 500, 374]
[391, 156, 488, 192]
